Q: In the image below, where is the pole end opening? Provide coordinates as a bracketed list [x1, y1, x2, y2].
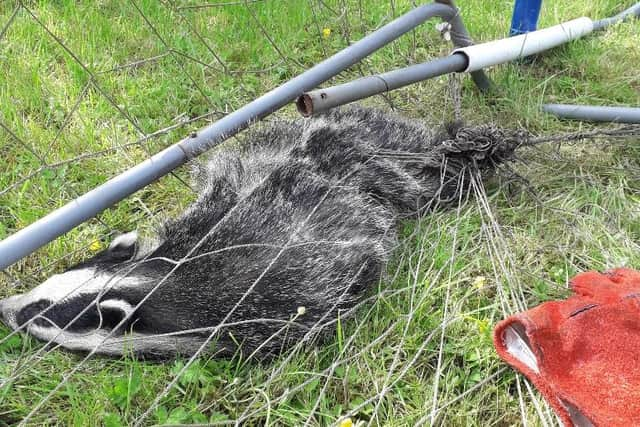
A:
[296, 94, 314, 117]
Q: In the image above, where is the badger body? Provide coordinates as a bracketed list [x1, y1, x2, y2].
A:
[0, 106, 519, 359]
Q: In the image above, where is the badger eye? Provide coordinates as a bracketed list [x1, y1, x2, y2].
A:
[18, 295, 136, 334]
[16, 299, 54, 327]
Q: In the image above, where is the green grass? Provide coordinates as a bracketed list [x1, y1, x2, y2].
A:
[1, 0, 639, 425]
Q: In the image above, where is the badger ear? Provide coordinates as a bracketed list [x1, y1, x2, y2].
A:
[108, 231, 138, 261]
[98, 299, 136, 330]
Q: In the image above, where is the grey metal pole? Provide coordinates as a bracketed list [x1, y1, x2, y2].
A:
[0, 3, 474, 270]
[542, 104, 640, 124]
[592, 2, 640, 30]
[297, 53, 468, 116]
[434, 0, 493, 92]
[298, 1, 640, 117]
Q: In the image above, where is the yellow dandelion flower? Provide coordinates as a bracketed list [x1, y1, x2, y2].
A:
[322, 28, 331, 38]
[477, 319, 489, 334]
[339, 418, 353, 427]
[472, 276, 487, 289]
[89, 240, 103, 252]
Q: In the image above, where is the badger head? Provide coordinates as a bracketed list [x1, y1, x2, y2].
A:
[0, 232, 203, 359]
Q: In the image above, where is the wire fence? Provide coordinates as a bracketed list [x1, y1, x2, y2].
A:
[1, 1, 639, 426]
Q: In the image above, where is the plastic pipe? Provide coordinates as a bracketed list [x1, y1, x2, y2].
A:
[593, 2, 640, 30]
[297, 2, 640, 116]
[452, 17, 594, 72]
[433, 0, 493, 92]
[510, 0, 543, 35]
[300, 1, 640, 117]
[297, 53, 468, 116]
[0, 3, 477, 271]
[542, 104, 640, 124]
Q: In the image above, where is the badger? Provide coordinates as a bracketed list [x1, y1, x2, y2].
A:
[0, 106, 523, 359]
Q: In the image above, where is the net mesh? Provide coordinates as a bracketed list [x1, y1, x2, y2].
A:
[1, 1, 639, 426]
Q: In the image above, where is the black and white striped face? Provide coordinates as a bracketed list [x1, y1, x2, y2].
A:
[0, 232, 199, 358]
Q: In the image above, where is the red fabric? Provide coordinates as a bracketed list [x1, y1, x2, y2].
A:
[493, 268, 640, 427]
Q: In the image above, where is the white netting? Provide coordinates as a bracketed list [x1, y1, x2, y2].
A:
[1, 1, 639, 426]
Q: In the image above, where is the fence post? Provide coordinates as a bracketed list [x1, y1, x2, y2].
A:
[510, 0, 542, 35]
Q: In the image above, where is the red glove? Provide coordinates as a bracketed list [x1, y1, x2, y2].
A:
[493, 268, 640, 427]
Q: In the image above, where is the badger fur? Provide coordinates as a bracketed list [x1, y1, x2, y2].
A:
[0, 106, 523, 359]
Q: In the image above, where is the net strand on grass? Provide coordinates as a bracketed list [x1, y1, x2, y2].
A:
[1, 1, 639, 426]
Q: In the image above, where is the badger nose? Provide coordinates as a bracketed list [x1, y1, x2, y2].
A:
[0, 297, 7, 323]
[0, 295, 19, 329]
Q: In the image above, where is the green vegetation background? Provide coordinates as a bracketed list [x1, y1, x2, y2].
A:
[0, 0, 638, 425]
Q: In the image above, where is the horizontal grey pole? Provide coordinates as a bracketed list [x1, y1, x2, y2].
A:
[542, 104, 640, 124]
[1, 145, 187, 267]
[592, 2, 640, 30]
[178, 3, 468, 158]
[0, 3, 465, 270]
[297, 53, 467, 116]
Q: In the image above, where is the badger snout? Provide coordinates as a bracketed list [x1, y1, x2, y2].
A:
[0, 294, 22, 330]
